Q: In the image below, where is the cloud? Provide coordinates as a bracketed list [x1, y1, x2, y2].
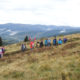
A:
[60, 29, 66, 33]
[10, 31, 18, 36]
[0, 0, 80, 27]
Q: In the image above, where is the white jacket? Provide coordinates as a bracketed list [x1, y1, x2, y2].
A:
[0, 49, 2, 54]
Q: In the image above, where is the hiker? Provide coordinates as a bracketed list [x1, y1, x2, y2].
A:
[32, 41, 34, 48]
[40, 41, 44, 48]
[53, 39, 57, 45]
[47, 39, 51, 46]
[36, 41, 40, 48]
[30, 42, 32, 49]
[24, 44, 27, 50]
[44, 39, 48, 46]
[21, 44, 26, 51]
[58, 39, 63, 45]
[0, 47, 3, 58]
[30, 41, 34, 49]
[63, 38, 67, 43]
[2, 46, 5, 54]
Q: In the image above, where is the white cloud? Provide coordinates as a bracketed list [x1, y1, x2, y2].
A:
[0, 0, 80, 27]
[10, 31, 18, 36]
[60, 29, 66, 33]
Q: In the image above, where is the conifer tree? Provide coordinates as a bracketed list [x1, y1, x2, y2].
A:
[24, 36, 29, 42]
[0, 37, 2, 46]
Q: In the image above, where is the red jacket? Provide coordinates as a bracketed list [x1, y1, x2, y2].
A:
[30, 42, 33, 48]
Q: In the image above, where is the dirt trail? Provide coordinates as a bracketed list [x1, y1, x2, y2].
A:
[0, 46, 54, 62]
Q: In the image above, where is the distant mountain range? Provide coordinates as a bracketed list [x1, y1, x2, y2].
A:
[0, 23, 80, 45]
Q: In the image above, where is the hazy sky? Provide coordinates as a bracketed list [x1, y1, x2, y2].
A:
[0, 0, 80, 27]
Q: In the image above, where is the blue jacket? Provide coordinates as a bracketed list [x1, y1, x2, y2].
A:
[53, 39, 57, 45]
[48, 40, 51, 43]
[45, 40, 48, 46]
[58, 40, 62, 44]
[63, 38, 67, 43]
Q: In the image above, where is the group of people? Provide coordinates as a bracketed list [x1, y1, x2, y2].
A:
[21, 37, 68, 51]
[53, 38, 67, 45]
[21, 41, 35, 51]
[0, 47, 5, 58]
[37, 38, 67, 48]
[0, 36, 68, 59]
[0, 37, 68, 59]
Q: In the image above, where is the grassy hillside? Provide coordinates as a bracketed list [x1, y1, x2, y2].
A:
[0, 33, 80, 80]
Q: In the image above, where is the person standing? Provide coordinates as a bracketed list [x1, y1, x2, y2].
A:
[47, 39, 51, 46]
[63, 38, 67, 43]
[40, 41, 44, 48]
[21, 44, 26, 52]
[58, 39, 63, 45]
[32, 41, 34, 48]
[30, 41, 34, 49]
[36, 41, 40, 48]
[53, 39, 57, 45]
[2, 46, 5, 54]
[30, 42, 32, 49]
[0, 47, 3, 58]
[45, 39, 48, 46]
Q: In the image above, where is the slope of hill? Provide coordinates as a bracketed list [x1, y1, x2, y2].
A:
[0, 34, 80, 80]
[0, 23, 80, 45]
